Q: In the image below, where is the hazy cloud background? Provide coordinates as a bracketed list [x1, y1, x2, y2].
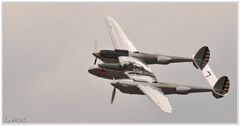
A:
[3, 2, 237, 123]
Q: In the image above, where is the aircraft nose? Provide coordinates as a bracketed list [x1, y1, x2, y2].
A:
[88, 67, 94, 74]
[88, 66, 98, 75]
[92, 52, 100, 57]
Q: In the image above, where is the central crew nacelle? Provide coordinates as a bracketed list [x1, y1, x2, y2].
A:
[98, 63, 128, 70]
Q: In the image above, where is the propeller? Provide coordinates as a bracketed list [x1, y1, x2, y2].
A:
[94, 40, 99, 52]
[93, 40, 99, 65]
[111, 87, 116, 104]
[94, 57, 97, 65]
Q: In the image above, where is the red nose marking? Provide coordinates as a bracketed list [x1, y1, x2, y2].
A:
[100, 69, 107, 76]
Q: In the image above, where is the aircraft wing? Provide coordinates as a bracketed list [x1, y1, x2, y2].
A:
[105, 16, 138, 52]
[137, 84, 173, 113]
[117, 56, 172, 113]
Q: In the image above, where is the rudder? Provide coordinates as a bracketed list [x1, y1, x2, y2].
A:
[212, 76, 230, 98]
[193, 46, 210, 70]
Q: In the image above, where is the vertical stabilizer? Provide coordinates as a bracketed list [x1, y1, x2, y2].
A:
[193, 46, 210, 70]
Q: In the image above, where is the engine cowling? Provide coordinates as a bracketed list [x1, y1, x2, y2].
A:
[157, 56, 172, 64]
[100, 49, 128, 59]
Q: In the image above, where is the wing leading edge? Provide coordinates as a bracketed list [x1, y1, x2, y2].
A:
[105, 16, 138, 52]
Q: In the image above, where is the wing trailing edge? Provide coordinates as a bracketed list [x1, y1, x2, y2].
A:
[137, 85, 173, 113]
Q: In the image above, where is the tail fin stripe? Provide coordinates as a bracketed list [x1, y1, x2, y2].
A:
[193, 46, 210, 70]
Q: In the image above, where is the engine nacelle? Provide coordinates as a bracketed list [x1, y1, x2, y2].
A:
[100, 49, 128, 58]
[157, 56, 172, 64]
[176, 86, 191, 94]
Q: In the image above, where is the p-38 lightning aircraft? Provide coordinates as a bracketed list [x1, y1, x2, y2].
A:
[88, 16, 230, 113]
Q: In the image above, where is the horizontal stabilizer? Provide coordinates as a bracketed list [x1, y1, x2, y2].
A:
[197, 64, 230, 98]
[201, 64, 218, 88]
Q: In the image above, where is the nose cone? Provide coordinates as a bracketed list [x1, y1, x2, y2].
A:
[92, 52, 100, 57]
[88, 66, 98, 76]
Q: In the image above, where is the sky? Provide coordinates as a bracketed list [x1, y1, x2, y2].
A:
[3, 2, 238, 123]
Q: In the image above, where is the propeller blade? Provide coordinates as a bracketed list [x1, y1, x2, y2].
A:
[94, 40, 99, 52]
[94, 57, 97, 65]
[111, 87, 116, 104]
[93, 40, 99, 65]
